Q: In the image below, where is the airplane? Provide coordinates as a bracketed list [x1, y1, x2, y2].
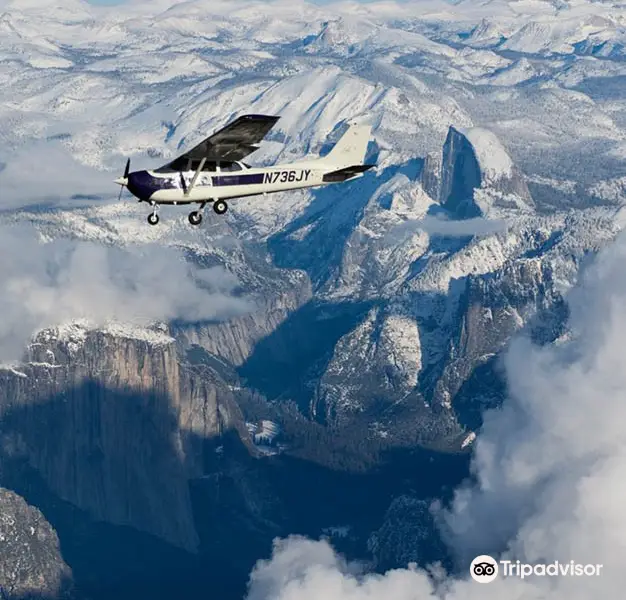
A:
[114, 114, 375, 225]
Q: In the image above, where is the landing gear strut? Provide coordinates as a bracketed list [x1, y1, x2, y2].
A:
[147, 204, 159, 226]
[188, 211, 202, 226]
[213, 199, 228, 215]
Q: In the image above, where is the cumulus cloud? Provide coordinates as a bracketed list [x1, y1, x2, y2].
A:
[393, 215, 509, 239]
[0, 139, 120, 211]
[245, 232, 626, 598]
[0, 223, 254, 362]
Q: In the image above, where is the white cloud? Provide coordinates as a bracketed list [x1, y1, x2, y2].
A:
[0, 139, 119, 211]
[391, 215, 509, 240]
[245, 232, 626, 598]
[0, 223, 254, 362]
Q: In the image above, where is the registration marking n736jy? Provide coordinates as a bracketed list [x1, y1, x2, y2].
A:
[264, 169, 311, 184]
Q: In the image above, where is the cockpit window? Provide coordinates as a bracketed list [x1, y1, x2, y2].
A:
[192, 160, 217, 172]
[219, 161, 243, 172]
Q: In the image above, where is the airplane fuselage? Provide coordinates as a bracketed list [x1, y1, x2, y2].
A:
[126, 162, 328, 205]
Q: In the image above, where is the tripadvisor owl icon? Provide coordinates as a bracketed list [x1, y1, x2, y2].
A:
[470, 555, 499, 583]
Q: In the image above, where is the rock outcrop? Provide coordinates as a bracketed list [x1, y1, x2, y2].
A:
[367, 496, 447, 571]
[0, 488, 72, 599]
[175, 276, 312, 366]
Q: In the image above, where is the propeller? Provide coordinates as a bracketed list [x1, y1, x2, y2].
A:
[114, 158, 131, 201]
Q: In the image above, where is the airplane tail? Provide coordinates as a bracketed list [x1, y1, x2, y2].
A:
[323, 123, 372, 169]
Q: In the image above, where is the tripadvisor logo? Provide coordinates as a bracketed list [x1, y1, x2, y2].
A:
[470, 556, 604, 583]
[470, 555, 498, 583]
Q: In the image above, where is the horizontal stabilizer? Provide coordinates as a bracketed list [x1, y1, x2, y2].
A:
[322, 163, 375, 183]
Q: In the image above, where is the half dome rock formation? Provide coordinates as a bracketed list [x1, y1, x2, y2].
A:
[439, 126, 533, 218]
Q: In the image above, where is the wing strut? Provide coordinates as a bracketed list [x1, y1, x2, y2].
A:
[184, 157, 207, 197]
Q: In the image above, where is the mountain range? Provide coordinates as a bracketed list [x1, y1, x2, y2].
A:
[1, 0, 625, 597]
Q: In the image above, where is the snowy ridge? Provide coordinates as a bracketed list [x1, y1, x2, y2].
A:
[35, 319, 174, 347]
[0, 0, 625, 438]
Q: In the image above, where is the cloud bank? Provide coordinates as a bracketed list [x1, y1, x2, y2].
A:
[0, 140, 121, 211]
[0, 223, 253, 362]
[245, 232, 626, 598]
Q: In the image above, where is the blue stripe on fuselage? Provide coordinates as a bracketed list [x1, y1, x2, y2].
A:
[212, 173, 265, 186]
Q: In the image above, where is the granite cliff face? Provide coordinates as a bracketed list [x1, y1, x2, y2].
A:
[175, 274, 312, 366]
[0, 324, 247, 553]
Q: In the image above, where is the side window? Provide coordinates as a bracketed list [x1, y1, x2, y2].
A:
[219, 162, 242, 172]
[190, 160, 216, 171]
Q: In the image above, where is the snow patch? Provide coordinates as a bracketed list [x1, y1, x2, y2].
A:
[36, 319, 174, 347]
[0, 366, 28, 378]
[461, 127, 514, 180]
[99, 322, 174, 345]
[461, 431, 476, 448]
[322, 526, 351, 538]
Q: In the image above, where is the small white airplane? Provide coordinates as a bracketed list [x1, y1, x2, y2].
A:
[114, 114, 375, 225]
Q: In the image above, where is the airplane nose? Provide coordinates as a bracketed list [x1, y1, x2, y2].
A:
[124, 170, 162, 202]
[114, 177, 128, 186]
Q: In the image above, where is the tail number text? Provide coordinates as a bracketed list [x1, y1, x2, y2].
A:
[264, 170, 311, 184]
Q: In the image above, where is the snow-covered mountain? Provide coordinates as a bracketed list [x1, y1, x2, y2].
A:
[1, 0, 626, 597]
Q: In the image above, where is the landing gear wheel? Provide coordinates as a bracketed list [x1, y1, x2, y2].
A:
[213, 199, 228, 215]
[147, 212, 159, 226]
[188, 211, 203, 226]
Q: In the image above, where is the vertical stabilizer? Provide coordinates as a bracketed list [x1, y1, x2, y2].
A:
[323, 124, 372, 168]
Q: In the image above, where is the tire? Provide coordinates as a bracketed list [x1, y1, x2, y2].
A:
[147, 213, 159, 225]
[213, 199, 228, 215]
[188, 211, 202, 225]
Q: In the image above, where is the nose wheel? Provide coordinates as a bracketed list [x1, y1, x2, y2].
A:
[213, 199, 228, 215]
[147, 212, 159, 226]
[188, 211, 202, 226]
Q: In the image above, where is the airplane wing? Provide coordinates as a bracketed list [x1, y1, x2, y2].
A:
[161, 114, 280, 168]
